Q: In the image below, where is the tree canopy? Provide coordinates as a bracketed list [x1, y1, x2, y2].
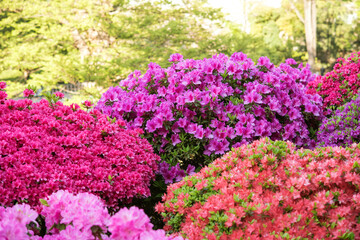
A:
[1, 0, 359, 102]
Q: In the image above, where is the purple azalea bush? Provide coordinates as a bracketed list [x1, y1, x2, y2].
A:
[317, 95, 360, 147]
[96, 52, 324, 171]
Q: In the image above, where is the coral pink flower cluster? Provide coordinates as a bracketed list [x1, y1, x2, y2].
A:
[156, 138, 360, 239]
[0, 190, 185, 240]
[307, 51, 360, 108]
[96, 52, 323, 172]
[0, 84, 160, 210]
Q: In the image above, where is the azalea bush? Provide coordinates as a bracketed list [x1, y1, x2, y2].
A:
[156, 138, 360, 239]
[0, 82, 160, 210]
[317, 95, 360, 147]
[307, 51, 360, 109]
[0, 190, 184, 240]
[96, 53, 324, 173]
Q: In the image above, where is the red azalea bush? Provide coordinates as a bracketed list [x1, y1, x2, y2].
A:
[0, 82, 160, 210]
[307, 51, 360, 108]
[96, 52, 324, 171]
[156, 138, 360, 239]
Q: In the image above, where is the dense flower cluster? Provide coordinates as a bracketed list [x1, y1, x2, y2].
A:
[23, 89, 35, 98]
[307, 51, 360, 108]
[156, 138, 360, 239]
[0, 84, 160, 210]
[0, 203, 37, 239]
[0, 191, 185, 240]
[317, 95, 360, 147]
[96, 53, 323, 171]
[82, 100, 94, 110]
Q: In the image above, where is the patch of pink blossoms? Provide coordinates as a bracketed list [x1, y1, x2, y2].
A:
[307, 51, 360, 108]
[0, 83, 160, 210]
[0, 191, 185, 240]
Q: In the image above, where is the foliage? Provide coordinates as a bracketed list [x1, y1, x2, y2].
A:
[307, 51, 360, 108]
[156, 138, 360, 239]
[201, 21, 291, 66]
[317, 95, 360, 147]
[0, 82, 160, 210]
[251, 0, 360, 72]
[96, 52, 324, 172]
[0, 0, 245, 100]
[0, 190, 184, 240]
[0, 0, 311, 103]
[250, 4, 297, 64]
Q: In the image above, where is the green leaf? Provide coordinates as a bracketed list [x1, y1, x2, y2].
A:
[39, 198, 49, 207]
[353, 161, 360, 169]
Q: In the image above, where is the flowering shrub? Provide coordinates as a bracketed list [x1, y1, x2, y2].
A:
[0, 83, 160, 210]
[156, 138, 360, 239]
[0, 191, 184, 240]
[96, 53, 323, 171]
[307, 51, 360, 108]
[317, 95, 360, 147]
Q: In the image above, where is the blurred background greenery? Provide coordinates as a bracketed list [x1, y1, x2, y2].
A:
[0, 0, 359, 104]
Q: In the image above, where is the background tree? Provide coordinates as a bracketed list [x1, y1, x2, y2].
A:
[0, 0, 223, 100]
[303, 0, 316, 71]
[1, 0, 359, 102]
[0, 0, 276, 103]
[250, 0, 360, 72]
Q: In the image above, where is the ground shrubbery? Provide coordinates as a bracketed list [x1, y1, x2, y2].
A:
[96, 53, 324, 174]
[0, 83, 160, 210]
[3, 50, 360, 239]
[156, 138, 360, 239]
[307, 51, 360, 109]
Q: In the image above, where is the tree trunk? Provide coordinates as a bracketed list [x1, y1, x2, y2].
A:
[304, 0, 316, 72]
[71, 29, 90, 64]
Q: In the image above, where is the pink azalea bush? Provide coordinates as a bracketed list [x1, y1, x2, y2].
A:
[0, 82, 160, 210]
[0, 191, 184, 240]
[307, 51, 360, 108]
[96, 53, 324, 172]
[156, 138, 360, 239]
[0, 203, 38, 239]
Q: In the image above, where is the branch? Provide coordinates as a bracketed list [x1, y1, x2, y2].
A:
[289, 0, 305, 24]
